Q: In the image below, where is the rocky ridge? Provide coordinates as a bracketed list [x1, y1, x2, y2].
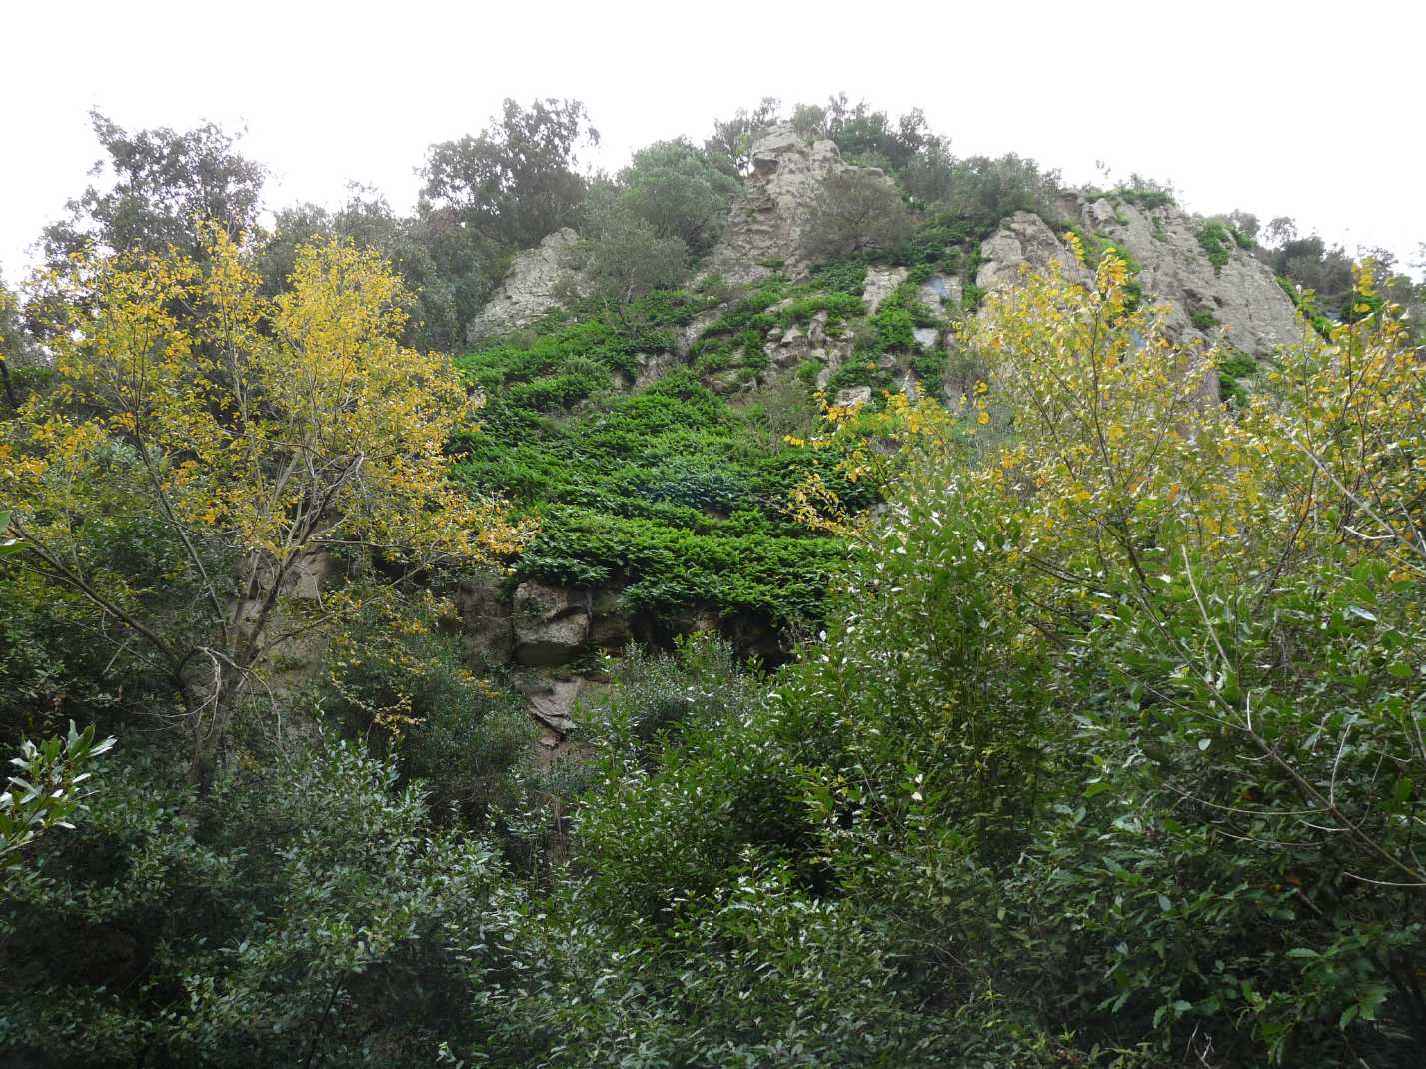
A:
[456, 137, 1314, 746]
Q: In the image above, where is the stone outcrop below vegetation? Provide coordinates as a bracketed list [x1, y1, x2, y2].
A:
[466, 228, 587, 341]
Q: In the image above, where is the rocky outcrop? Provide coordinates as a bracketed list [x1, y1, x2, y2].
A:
[512, 581, 591, 666]
[467, 228, 587, 342]
[763, 304, 855, 378]
[834, 385, 873, 407]
[704, 127, 899, 284]
[1078, 198, 1301, 355]
[455, 573, 515, 663]
[515, 674, 587, 737]
[976, 212, 1089, 292]
[974, 200, 1301, 357]
[917, 273, 963, 317]
[863, 266, 908, 314]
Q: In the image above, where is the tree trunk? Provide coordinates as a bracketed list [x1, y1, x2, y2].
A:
[186, 588, 268, 794]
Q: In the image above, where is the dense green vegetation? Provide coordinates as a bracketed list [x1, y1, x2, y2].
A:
[3, 93, 1425, 1069]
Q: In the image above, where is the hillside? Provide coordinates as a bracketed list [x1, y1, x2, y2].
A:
[2, 98, 1425, 1068]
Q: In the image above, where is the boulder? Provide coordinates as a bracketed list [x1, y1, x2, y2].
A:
[863, 266, 909, 314]
[835, 385, 873, 408]
[512, 581, 591, 666]
[918, 273, 962, 316]
[913, 327, 940, 350]
[466, 229, 588, 342]
[282, 549, 333, 601]
[515, 674, 586, 737]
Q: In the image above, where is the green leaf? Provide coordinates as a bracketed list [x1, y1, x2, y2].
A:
[1285, 947, 1319, 959]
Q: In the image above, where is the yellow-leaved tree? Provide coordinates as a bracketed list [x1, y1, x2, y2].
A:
[0, 225, 525, 788]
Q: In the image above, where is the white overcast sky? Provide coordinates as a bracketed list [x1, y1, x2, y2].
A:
[3, 0, 1422, 282]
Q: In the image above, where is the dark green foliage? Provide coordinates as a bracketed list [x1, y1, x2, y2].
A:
[943, 154, 1062, 238]
[704, 96, 782, 176]
[1197, 218, 1250, 274]
[618, 139, 739, 256]
[419, 98, 597, 250]
[517, 505, 846, 622]
[311, 596, 534, 826]
[1190, 307, 1219, 331]
[808, 259, 869, 296]
[793, 94, 949, 177]
[40, 110, 265, 267]
[453, 359, 861, 624]
[1106, 174, 1177, 210]
[802, 170, 913, 261]
[1264, 220, 1357, 318]
[0, 738, 525, 1068]
[569, 184, 690, 304]
[258, 186, 497, 352]
[1277, 275, 1335, 339]
[1216, 350, 1257, 405]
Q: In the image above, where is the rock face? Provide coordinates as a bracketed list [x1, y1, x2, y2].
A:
[763, 303, 855, 378]
[1078, 198, 1301, 355]
[976, 212, 1088, 292]
[918, 273, 962, 317]
[455, 573, 514, 663]
[467, 228, 587, 342]
[512, 581, 591, 666]
[975, 201, 1301, 357]
[862, 266, 909, 314]
[515, 674, 586, 737]
[704, 127, 899, 284]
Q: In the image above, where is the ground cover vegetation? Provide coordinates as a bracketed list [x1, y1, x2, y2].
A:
[1, 95, 1424, 1068]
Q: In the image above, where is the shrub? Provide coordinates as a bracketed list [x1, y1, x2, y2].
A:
[313, 593, 534, 827]
[619, 139, 740, 256]
[0, 737, 526, 1068]
[802, 171, 913, 261]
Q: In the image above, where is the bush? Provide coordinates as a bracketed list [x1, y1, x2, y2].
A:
[0, 737, 525, 1068]
[802, 171, 913, 262]
[313, 593, 534, 827]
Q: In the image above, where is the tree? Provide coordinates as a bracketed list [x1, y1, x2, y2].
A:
[705, 97, 782, 177]
[258, 185, 494, 352]
[619, 139, 739, 256]
[945, 153, 1061, 237]
[801, 170, 912, 261]
[569, 185, 689, 304]
[420, 98, 598, 250]
[41, 110, 265, 265]
[1, 227, 524, 789]
[0, 275, 35, 408]
[792, 94, 944, 174]
[962, 252, 1426, 1058]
